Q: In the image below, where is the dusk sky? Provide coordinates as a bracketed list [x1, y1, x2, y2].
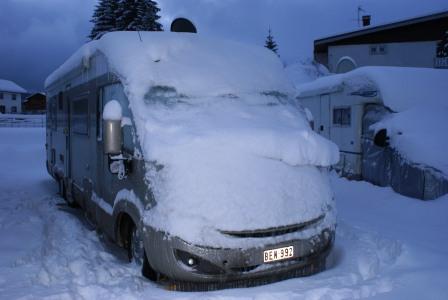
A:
[1, 0, 447, 91]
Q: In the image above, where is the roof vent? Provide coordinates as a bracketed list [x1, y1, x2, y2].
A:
[170, 18, 197, 33]
[362, 15, 371, 27]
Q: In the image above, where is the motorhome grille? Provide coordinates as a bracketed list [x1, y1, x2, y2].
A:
[220, 215, 324, 238]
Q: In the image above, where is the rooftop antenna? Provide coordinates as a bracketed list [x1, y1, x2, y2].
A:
[357, 6, 366, 27]
[137, 30, 143, 42]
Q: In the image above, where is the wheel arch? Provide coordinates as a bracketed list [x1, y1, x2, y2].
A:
[113, 199, 142, 248]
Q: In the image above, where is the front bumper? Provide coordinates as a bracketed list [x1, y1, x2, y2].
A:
[143, 226, 335, 290]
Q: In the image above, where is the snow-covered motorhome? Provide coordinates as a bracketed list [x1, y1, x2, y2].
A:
[297, 66, 448, 200]
[45, 31, 339, 289]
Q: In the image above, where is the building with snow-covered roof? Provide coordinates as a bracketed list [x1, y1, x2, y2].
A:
[314, 10, 448, 73]
[23, 93, 46, 114]
[0, 79, 27, 114]
[297, 66, 448, 200]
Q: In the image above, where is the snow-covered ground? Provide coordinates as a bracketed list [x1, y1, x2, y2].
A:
[0, 127, 447, 299]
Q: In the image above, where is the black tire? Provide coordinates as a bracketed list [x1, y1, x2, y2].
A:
[59, 179, 77, 208]
[127, 223, 159, 281]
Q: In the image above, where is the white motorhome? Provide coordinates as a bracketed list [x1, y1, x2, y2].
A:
[297, 66, 448, 199]
[45, 31, 339, 290]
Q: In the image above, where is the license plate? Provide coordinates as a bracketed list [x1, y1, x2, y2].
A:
[263, 246, 294, 263]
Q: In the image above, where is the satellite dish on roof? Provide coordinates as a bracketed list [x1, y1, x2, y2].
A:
[171, 18, 197, 33]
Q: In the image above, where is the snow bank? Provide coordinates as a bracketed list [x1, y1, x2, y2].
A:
[0, 79, 27, 93]
[47, 32, 339, 246]
[371, 105, 448, 176]
[296, 67, 448, 112]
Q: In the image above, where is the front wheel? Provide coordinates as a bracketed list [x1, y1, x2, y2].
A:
[127, 223, 159, 281]
[129, 224, 145, 266]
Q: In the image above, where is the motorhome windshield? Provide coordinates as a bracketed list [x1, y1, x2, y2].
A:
[143, 86, 292, 108]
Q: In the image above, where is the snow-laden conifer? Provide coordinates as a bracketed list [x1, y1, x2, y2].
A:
[135, 0, 163, 31]
[116, 0, 162, 31]
[264, 28, 279, 55]
[89, 0, 119, 40]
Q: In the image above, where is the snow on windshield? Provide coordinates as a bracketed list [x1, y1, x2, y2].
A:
[138, 91, 338, 247]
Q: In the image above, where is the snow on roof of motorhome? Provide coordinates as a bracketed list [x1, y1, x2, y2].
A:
[296, 67, 448, 112]
[0, 79, 27, 93]
[45, 31, 295, 96]
[284, 61, 330, 88]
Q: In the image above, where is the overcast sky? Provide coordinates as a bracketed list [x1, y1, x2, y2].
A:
[0, 0, 447, 91]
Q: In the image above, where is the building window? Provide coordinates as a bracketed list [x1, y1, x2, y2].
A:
[11, 106, 17, 113]
[370, 44, 387, 55]
[0, 93, 3, 99]
[12, 94, 17, 100]
[336, 57, 357, 74]
[0, 105, 5, 113]
[333, 107, 351, 126]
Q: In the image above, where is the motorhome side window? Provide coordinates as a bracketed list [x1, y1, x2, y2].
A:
[72, 98, 89, 135]
[102, 83, 134, 152]
[333, 107, 351, 126]
[58, 92, 63, 110]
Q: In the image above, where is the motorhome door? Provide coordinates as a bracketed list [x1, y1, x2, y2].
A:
[319, 95, 331, 139]
[69, 95, 92, 192]
[331, 104, 364, 176]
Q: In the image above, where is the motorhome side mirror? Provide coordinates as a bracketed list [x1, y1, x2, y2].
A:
[374, 128, 390, 148]
[103, 119, 122, 155]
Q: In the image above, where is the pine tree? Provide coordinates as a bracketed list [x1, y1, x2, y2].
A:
[89, 0, 163, 40]
[116, 0, 138, 31]
[135, 0, 163, 31]
[89, 0, 119, 40]
[436, 30, 448, 58]
[264, 28, 279, 55]
[116, 0, 163, 31]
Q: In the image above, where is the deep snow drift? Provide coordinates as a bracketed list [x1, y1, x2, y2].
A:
[1, 128, 447, 299]
[371, 104, 448, 177]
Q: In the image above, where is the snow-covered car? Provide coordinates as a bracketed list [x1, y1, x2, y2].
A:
[45, 31, 339, 290]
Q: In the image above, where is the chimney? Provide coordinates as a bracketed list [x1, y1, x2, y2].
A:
[362, 15, 371, 27]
